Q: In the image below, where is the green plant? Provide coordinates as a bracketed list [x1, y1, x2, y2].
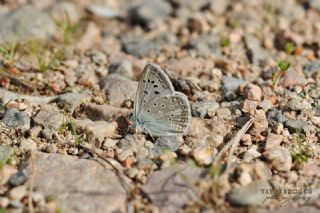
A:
[220, 35, 230, 48]
[0, 40, 19, 64]
[290, 128, 313, 165]
[22, 39, 63, 72]
[272, 60, 291, 89]
[0, 208, 8, 213]
[69, 117, 83, 146]
[55, 12, 80, 44]
[284, 42, 295, 55]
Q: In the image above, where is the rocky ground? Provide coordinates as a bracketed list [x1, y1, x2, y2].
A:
[0, 0, 319, 212]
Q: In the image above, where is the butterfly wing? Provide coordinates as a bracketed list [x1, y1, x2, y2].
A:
[133, 63, 175, 118]
[138, 92, 191, 136]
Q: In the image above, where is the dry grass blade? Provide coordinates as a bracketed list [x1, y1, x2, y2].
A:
[213, 119, 253, 169]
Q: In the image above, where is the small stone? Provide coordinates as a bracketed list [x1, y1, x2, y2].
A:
[250, 110, 268, 136]
[9, 170, 27, 186]
[243, 148, 261, 162]
[128, 0, 172, 26]
[102, 138, 118, 149]
[241, 99, 258, 113]
[9, 200, 24, 208]
[272, 123, 284, 134]
[281, 70, 308, 88]
[216, 108, 232, 118]
[259, 99, 273, 112]
[285, 119, 313, 133]
[109, 60, 133, 79]
[30, 126, 42, 138]
[241, 134, 252, 146]
[160, 151, 177, 167]
[0, 197, 9, 208]
[44, 144, 58, 153]
[88, 50, 107, 65]
[302, 163, 320, 177]
[227, 180, 272, 206]
[0, 165, 17, 186]
[267, 109, 287, 126]
[238, 171, 252, 186]
[49, 1, 80, 24]
[87, 4, 121, 19]
[153, 136, 180, 155]
[189, 13, 210, 33]
[56, 92, 91, 113]
[192, 147, 216, 165]
[0, 145, 12, 167]
[8, 185, 27, 200]
[33, 110, 64, 130]
[20, 139, 37, 151]
[243, 83, 262, 101]
[263, 147, 292, 172]
[222, 76, 247, 100]
[265, 133, 283, 150]
[287, 97, 312, 111]
[100, 74, 138, 107]
[2, 108, 30, 130]
[191, 100, 219, 118]
[303, 61, 320, 78]
[41, 128, 55, 140]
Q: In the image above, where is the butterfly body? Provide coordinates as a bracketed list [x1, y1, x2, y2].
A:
[131, 63, 191, 137]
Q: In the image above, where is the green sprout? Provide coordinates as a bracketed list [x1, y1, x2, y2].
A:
[220, 35, 230, 48]
[22, 39, 63, 72]
[290, 128, 313, 165]
[284, 42, 295, 55]
[55, 12, 80, 44]
[272, 60, 291, 89]
[0, 40, 19, 64]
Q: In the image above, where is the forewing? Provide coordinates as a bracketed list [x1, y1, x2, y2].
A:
[139, 92, 191, 136]
[133, 63, 174, 118]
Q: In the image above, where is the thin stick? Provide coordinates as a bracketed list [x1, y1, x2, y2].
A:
[213, 119, 253, 169]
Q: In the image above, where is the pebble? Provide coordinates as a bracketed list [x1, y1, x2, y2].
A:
[281, 70, 308, 88]
[285, 119, 313, 133]
[243, 83, 262, 101]
[216, 108, 232, 118]
[128, 0, 172, 25]
[102, 138, 118, 149]
[87, 4, 121, 19]
[241, 134, 252, 146]
[302, 163, 320, 177]
[30, 126, 42, 138]
[238, 171, 252, 186]
[227, 180, 272, 206]
[259, 99, 273, 112]
[267, 109, 288, 126]
[191, 100, 219, 118]
[250, 109, 268, 136]
[9, 170, 27, 186]
[8, 185, 27, 200]
[0, 145, 12, 166]
[263, 147, 292, 172]
[243, 147, 261, 162]
[0, 165, 17, 186]
[49, 1, 80, 23]
[44, 144, 58, 153]
[0, 197, 9, 208]
[303, 61, 320, 78]
[153, 136, 180, 155]
[160, 151, 177, 167]
[0, 6, 56, 43]
[265, 133, 283, 150]
[287, 97, 312, 111]
[19, 139, 37, 151]
[9, 200, 24, 209]
[41, 128, 55, 140]
[88, 50, 107, 65]
[2, 109, 30, 130]
[222, 76, 247, 100]
[122, 38, 158, 57]
[33, 109, 64, 130]
[100, 74, 138, 107]
[241, 99, 258, 113]
[56, 92, 91, 113]
[192, 147, 216, 165]
[109, 60, 133, 79]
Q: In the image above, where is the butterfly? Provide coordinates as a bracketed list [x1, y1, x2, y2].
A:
[128, 63, 191, 137]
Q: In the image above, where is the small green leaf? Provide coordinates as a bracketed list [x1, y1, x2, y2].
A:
[284, 42, 295, 55]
